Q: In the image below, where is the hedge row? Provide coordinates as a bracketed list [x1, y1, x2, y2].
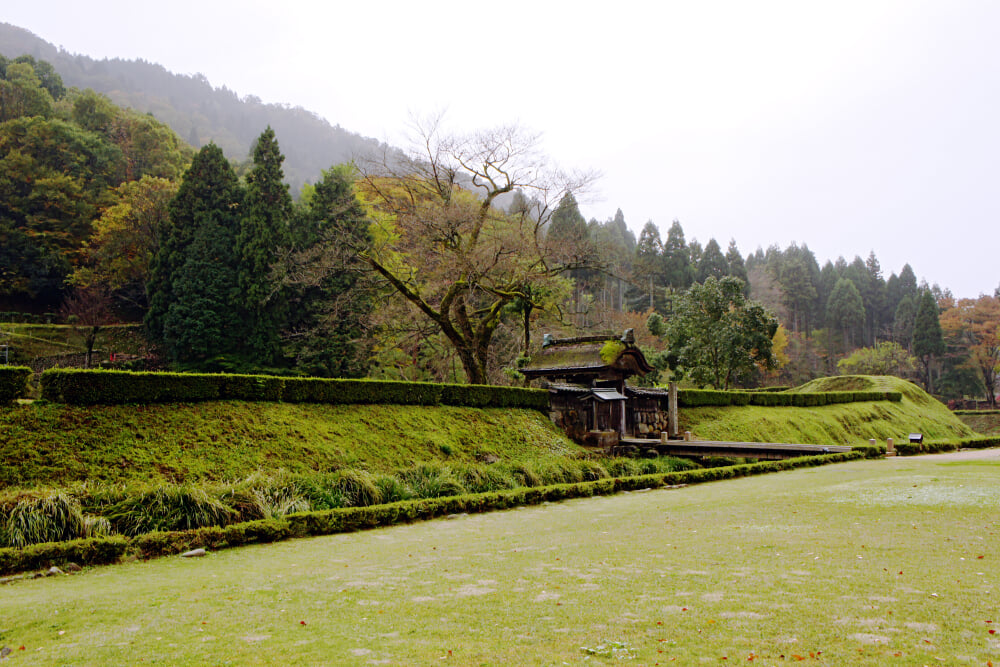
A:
[0, 312, 59, 325]
[678, 389, 902, 408]
[0, 449, 878, 575]
[953, 409, 1000, 415]
[893, 435, 1000, 456]
[0, 366, 31, 404]
[38, 368, 550, 410]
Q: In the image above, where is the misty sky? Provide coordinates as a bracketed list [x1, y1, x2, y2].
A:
[5, 1, 998, 298]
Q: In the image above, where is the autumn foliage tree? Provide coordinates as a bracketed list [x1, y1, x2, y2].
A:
[940, 295, 1000, 407]
[355, 116, 596, 384]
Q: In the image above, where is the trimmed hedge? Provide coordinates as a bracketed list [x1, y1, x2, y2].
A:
[678, 389, 902, 408]
[0, 366, 31, 404]
[0, 449, 877, 575]
[894, 435, 1000, 456]
[39, 368, 550, 410]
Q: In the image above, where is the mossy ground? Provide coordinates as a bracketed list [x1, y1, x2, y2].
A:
[2, 453, 997, 665]
[680, 375, 974, 445]
[0, 402, 579, 488]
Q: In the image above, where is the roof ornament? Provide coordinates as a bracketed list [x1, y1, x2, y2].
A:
[621, 328, 635, 345]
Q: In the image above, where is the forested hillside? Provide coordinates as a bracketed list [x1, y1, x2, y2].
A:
[0, 22, 395, 193]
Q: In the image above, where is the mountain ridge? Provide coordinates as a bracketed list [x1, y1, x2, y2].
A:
[0, 22, 394, 193]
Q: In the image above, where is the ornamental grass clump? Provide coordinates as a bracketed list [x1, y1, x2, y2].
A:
[605, 458, 642, 478]
[401, 463, 468, 499]
[333, 469, 382, 507]
[373, 474, 415, 504]
[502, 462, 543, 488]
[453, 463, 517, 493]
[2, 491, 87, 548]
[105, 485, 236, 536]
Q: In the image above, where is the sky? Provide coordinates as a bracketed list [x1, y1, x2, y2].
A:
[5, 1, 998, 299]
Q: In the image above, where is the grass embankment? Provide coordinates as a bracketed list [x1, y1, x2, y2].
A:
[0, 402, 579, 488]
[679, 375, 975, 445]
[3, 453, 997, 665]
[956, 410, 1000, 436]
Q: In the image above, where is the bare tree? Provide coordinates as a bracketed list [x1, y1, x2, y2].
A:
[59, 287, 114, 367]
[354, 114, 599, 384]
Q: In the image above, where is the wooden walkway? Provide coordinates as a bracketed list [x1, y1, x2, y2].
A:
[616, 438, 852, 460]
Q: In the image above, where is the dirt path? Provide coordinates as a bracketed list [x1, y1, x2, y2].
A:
[907, 447, 1000, 461]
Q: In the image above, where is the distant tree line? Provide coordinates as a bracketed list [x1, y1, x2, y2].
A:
[0, 51, 995, 402]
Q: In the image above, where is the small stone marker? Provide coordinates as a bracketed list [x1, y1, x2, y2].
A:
[683, 431, 692, 442]
[181, 548, 207, 558]
[886, 437, 895, 457]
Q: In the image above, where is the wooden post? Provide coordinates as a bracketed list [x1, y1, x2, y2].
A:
[668, 381, 679, 439]
[684, 431, 692, 442]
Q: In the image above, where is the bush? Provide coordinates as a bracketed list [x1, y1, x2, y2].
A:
[333, 470, 382, 507]
[40, 369, 549, 409]
[2, 492, 86, 548]
[105, 485, 236, 536]
[677, 388, 902, 408]
[401, 463, 468, 499]
[0, 366, 31, 404]
[0, 536, 129, 575]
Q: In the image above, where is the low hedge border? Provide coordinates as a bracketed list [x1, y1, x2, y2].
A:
[953, 409, 1000, 415]
[0, 448, 881, 576]
[0, 366, 31, 404]
[39, 369, 549, 410]
[678, 389, 902, 407]
[893, 435, 1000, 456]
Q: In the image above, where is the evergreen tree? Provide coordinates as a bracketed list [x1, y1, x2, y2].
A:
[547, 192, 588, 243]
[283, 165, 373, 377]
[725, 239, 748, 287]
[826, 278, 865, 351]
[662, 220, 692, 289]
[779, 257, 818, 335]
[632, 221, 663, 310]
[913, 289, 945, 394]
[697, 238, 729, 283]
[816, 260, 840, 329]
[893, 294, 917, 350]
[146, 143, 244, 362]
[238, 127, 293, 365]
[162, 213, 240, 362]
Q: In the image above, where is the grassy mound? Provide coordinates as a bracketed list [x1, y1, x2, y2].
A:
[0, 402, 580, 489]
[679, 375, 976, 445]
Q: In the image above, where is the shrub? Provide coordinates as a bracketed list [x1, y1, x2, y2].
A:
[677, 388, 902, 408]
[605, 458, 642, 478]
[578, 460, 609, 482]
[401, 463, 468, 499]
[40, 368, 550, 409]
[373, 475, 415, 504]
[2, 492, 86, 548]
[0, 366, 31, 404]
[333, 470, 382, 507]
[105, 485, 236, 536]
[502, 462, 543, 488]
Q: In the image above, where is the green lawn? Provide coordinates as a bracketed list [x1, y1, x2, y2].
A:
[2, 453, 997, 665]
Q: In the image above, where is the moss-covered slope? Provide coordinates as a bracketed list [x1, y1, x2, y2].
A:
[0, 402, 580, 489]
[678, 375, 976, 445]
